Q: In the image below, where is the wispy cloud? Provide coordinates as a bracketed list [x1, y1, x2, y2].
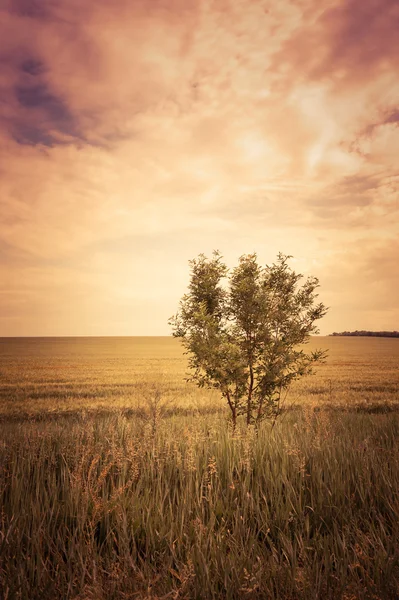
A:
[0, 0, 398, 334]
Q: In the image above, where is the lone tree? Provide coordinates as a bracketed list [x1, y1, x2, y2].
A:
[169, 252, 328, 428]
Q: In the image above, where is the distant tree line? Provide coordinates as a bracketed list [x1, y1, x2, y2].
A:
[330, 330, 399, 338]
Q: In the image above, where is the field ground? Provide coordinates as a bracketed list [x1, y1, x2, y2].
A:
[0, 336, 398, 418]
[1, 336, 399, 599]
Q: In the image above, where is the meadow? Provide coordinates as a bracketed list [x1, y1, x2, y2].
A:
[0, 336, 399, 599]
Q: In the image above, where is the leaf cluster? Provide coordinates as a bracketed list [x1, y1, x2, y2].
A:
[169, 252, 328, 425]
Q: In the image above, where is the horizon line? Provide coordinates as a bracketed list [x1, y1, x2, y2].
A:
[0, 333, 329, 339]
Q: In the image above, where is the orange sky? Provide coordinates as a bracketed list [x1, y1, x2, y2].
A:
[0, 0, 398, 336]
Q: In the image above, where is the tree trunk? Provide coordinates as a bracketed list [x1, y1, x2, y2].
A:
[247, 364, 254, 426]
[231, 408, 237, 433]
[225, 390, 237, 432]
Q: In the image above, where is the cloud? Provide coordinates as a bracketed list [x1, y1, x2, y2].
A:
[0, 0, 398, 334]
[305, 170, 399, 229]
[273, 0, 399, 87]
[12, 78, 84, 146]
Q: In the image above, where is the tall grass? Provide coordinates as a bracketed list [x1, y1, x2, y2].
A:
[1, 409, 398, 599]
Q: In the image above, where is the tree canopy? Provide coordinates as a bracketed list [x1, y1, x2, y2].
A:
[170, 252, 328, 427]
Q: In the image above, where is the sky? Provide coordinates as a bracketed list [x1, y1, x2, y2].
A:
[0, 0, 398, 336]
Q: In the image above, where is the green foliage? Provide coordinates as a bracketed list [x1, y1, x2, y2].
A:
[170, 252, 328, 425]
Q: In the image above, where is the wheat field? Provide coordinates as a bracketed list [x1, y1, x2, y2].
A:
[1, 336, 398, 418]
[1, 336, 399, 599]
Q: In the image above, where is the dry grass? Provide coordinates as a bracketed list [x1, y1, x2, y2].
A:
[0, 336, 398, 418]
[0, 336, 399, 599]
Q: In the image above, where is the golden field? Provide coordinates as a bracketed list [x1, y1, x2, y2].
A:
[0, 336, 398, 417]
[0, 336, 398, 599]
